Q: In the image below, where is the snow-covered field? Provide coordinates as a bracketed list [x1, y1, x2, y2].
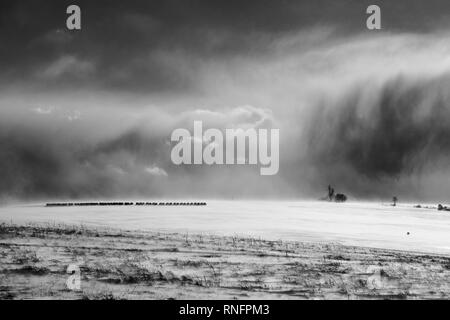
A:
[1, 200, 449, 254]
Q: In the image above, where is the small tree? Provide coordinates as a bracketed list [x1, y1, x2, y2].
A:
[392, 196, 398, 207]
[328, 185, 335, 201]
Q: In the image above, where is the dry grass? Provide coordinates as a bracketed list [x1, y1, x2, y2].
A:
[1, 222, 450, 299]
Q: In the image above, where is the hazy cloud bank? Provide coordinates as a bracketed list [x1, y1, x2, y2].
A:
[2, 1, 450, 201]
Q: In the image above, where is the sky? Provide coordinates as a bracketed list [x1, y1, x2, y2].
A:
[1, 0, 450, 202]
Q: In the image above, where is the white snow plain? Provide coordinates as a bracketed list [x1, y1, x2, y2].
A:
[1, 200, 450, 254]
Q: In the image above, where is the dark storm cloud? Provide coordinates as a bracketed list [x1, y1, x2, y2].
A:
[2, 0, 450, 201]
[1, 0, 450, 92]
[0, 104, 275, 200]
[0, 116, 168, 199]
[307, 74, 450, 180]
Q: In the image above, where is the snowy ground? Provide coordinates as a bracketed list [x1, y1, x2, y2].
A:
[1, 201, 450, 299]
[2, 223, 450, 299]
[1, 200, 450, 254]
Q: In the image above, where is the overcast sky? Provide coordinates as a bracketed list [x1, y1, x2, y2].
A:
[2, 0, 450, 201]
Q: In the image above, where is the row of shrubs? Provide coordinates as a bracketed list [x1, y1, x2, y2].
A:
[46, 202, 207, 207]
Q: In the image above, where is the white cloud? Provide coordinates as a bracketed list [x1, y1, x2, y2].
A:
[40, 55, 95, 79]
[31, 106, 54, 115]
[145, 166, 168, 177]
[179, 105, 274, 130]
